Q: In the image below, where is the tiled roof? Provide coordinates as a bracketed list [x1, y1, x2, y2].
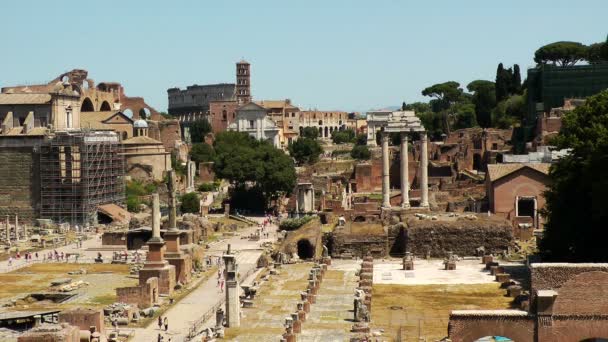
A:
[81, 111, 132, 130]
[487, 163, 550, 182]
[255, 100, 298, 109]
[0, 93, 51, 105]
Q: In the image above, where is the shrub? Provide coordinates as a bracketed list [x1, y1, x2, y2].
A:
[279, 216, 314, 231]
[351, 145, 371, 160]
[197, 182, 217, 192]
[180, 192, 200, 214]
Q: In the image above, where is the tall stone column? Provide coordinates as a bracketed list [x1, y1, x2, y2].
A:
[5, 215, 9, 242]
[150, 193, 162, 243]
[420, 132, 429, 208]
[400, 133, 410, 209]
[223, 245, 240, 327]
[167, 170, 177, 230]
[381, 132, 391, 208]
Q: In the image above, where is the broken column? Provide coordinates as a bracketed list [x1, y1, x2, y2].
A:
[223, 244, 240, 327]
[138, 193, 176, 295]
[403, 251, 414, 270]
[164, 170, 193, 285]
[291, 313, 301, 334]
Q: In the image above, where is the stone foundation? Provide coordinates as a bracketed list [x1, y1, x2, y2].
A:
[139, 265, 175, 296]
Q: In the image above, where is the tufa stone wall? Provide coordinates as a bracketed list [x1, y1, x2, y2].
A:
[403, 216, 513, 257]
[58, 307, 104, 334]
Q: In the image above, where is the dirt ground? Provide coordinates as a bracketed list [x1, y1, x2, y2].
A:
[0, 263, 136, 311]
[371, 283, 514, 342]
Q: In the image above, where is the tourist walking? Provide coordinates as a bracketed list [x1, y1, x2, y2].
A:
[158, 316, 163, 330]
[163, 317, 168, 331]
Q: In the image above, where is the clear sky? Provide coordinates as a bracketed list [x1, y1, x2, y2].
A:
[1, 0, 606, 112]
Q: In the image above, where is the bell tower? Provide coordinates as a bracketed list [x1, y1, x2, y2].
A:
[236, 60, 251, 105]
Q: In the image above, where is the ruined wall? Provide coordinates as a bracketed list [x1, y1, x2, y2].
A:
[403, 216, 513, 257]
[116, 277, 158, 309]
[198, 162, 215, 183]
[209, 100, 239, 133]
[0, 141, 41, 223]
[17, 323, 81, 342]
[530, 265, 608, 310]
[448, 313, 534, 342]
[147, 120, 182, 152]
[58, 308, 104, 334]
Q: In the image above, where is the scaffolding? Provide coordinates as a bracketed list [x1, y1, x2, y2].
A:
[39, 130, 125, 225]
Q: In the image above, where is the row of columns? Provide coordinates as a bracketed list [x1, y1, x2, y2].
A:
[381, 131, 428, 209]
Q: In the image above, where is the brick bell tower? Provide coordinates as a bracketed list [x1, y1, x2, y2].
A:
[236, 60, 251, 105]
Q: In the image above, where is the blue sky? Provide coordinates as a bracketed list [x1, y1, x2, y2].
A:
[1, 0, 606, 112]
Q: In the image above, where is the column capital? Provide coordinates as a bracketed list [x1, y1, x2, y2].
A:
[400, 132, 408, 142]
[380, 131, 390, 142]
[420, 131, 428, 141]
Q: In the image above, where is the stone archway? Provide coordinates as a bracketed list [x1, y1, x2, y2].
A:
[81, 98, 94, 112]
[297, 239, 314, 259]
[100, 101, 112, 111]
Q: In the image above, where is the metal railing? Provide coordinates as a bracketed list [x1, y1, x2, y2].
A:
[185, 265, 259, 340]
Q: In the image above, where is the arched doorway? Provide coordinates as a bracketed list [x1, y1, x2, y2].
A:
[100, 101, 111, 111]
[297, 239, 314, 259]
[389, 226, 408, 257]
[324, 126, 328, 137]
[80, 98, 94, 112]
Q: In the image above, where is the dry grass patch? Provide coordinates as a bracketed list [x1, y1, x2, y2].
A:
[371, 283, 513, 342]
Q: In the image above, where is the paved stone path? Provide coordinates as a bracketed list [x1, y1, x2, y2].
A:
[130, 218, 275, 342]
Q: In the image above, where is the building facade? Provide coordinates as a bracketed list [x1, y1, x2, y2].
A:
[298, 110, 349, 139]
[228, 102, 280, 148]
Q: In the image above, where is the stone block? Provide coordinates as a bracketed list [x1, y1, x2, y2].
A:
[495, 273, 510, 283]
[482, 255, 493, 264]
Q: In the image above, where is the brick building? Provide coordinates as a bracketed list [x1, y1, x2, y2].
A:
[448, 263, 608, 342]
[486, 163, 550, 238]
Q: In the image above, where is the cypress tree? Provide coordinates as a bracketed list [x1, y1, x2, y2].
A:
[512, 64, 522, 95]
[495, 63, 508, 102]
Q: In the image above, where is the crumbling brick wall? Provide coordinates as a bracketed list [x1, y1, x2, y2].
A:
[403, 216, 513, 257]
[58, 308, 104, 334]
[448, 313, 534, 342]
[0, 144, 40, 224]
[116, 277, 158, 309]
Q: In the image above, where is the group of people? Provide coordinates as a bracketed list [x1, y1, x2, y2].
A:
[7, 251, 38, 266]
[157, 316, 171, 341]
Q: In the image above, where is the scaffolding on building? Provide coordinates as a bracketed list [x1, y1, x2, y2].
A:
[39, 130, 125, 225]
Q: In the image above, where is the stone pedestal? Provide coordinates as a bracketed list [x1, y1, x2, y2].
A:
[139, 240, 175, 295]
[223, 250, 240, 328]
[164, 230, 192, 285]
[445, 261, 456, 270]
[496, 273, 510, 283]
[291, 313, 301, 333]
[482, 255, 493, 264]
[403, 260, 414, 270]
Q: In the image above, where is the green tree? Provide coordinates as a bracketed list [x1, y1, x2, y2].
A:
[350, 145, 371, 160]
[331, 129, 356, 144]
[467, 80, 496, 128]
[190, 143, 215, 164]
[495, 63, 510, 102]
[540, 90, 608, 262]
[288, 138, 323, 165]
[189, 119, 213, 143]
[511, 64, 522, 95]
[355, 133, 367, 146]
[301, 126, 320, 140]
[534, 41, 588, 66]
[180, 192, 200, 214]
[421, 81, 463, 134]
[402, 102, 432, 113]
[213, 131, 296, 208]
[587, 42, 606, 64]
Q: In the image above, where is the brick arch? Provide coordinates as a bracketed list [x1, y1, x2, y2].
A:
[100, 101, 112, 111]
[448, 315, 534, 342]
[81, 97, 94, 112]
